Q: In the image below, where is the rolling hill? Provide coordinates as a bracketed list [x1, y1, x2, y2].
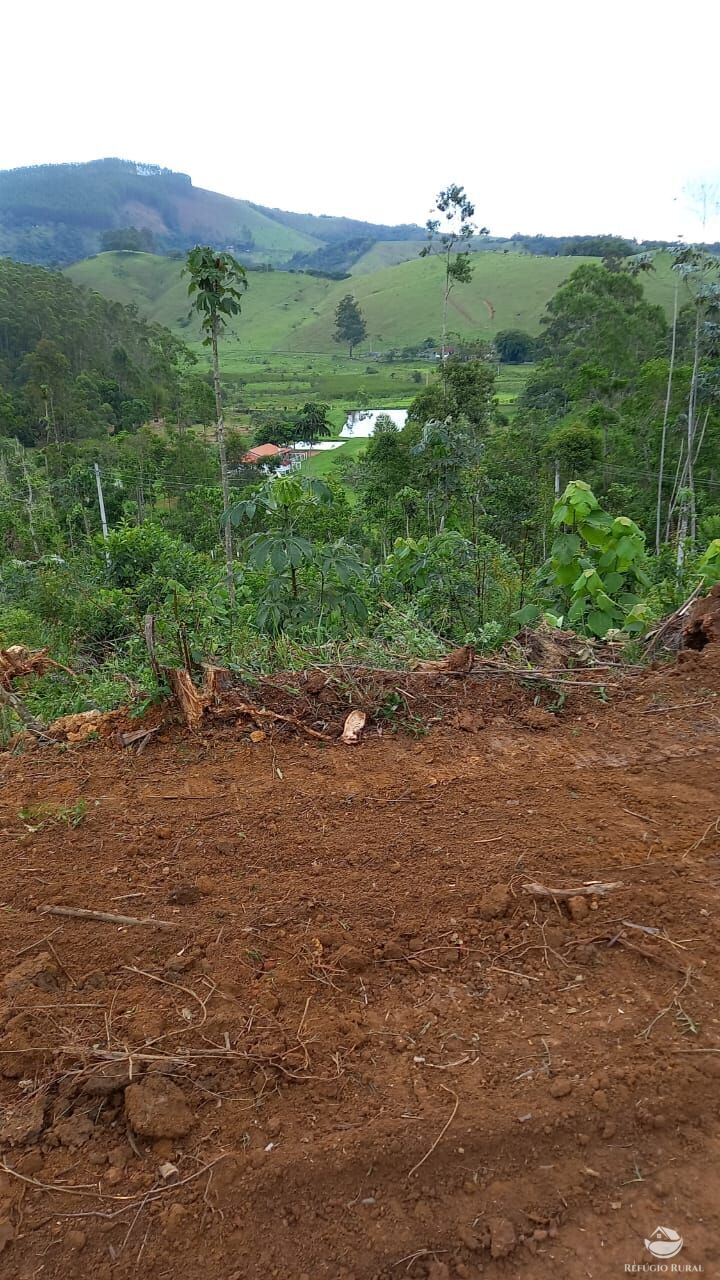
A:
[66, 249, 681, 359]
[0, 158, 424, 268]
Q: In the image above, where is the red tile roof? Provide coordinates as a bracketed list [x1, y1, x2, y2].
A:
[241, 443, 286, 463]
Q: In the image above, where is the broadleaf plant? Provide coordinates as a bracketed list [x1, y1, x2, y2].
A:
[524, 481, 651, 637]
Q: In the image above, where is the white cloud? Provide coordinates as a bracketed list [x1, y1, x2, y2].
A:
[2, 0, 719, 240]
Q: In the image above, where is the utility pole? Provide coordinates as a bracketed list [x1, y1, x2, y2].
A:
[94, 463, 110, 565]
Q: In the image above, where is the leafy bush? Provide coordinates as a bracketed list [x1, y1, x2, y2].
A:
[69, 588, 136, 653]
[230, 475, 369, 634]
[520, 481, 651, 637]
[0, 606, 46, 648]
[382, 531, 520, 642]
[697, 539, 720, 587]
[100, 524, 204, 592]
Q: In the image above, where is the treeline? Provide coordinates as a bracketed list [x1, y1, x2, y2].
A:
[0, 259, 212, 445]
[509, 233, 720, 258]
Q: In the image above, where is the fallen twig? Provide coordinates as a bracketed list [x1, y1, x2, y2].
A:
[213, 702, 332, 741]
[523, 880, 623, 900]
[119, 726, 160, 750]
[685, 814, 720, 859]
[0, 1154, 232, 1212]
[38, 905, 178, 929]
[13, 927, 63, 957]
[611, 936, 689, 973]
[0, 685, 54, 739]
[407, 1085, 459, 1179]
[642, 699, 718, 714]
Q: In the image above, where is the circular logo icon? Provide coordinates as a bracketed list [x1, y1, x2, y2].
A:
[644, 1226, 683, 1260]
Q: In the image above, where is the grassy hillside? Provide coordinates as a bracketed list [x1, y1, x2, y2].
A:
[68, 250, 681, 361]
[350, 238, 516, 275]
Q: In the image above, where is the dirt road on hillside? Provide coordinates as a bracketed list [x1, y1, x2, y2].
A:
[0, 645, 719, 1279]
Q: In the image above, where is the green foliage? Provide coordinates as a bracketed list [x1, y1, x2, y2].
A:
[0, 258, 192, 446]
[382, 530, 520, 642]
[0, 606, 45, 648]
[100, 227, 156, 253]
[697, 539, 720, 587]
[406, 357, 496, 431]
[563, 235, 635, 260]
[0, 158, 336, 266]
[495, 329, 535, 363]
[229, 475, 368, 633]
[101, 523, 205, 605]
[333, 295, 367, 356]
[545, 422, 603, 481]
[66, 246, 681, 365]
[68, 588, 136, 653]
[184, 247, 248, 344]
[3, 232, 718, 730]
[293, 401, 333, 445]
[536, 481, 651, 637]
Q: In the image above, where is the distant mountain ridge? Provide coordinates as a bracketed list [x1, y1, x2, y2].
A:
[0, 158, 424, 268]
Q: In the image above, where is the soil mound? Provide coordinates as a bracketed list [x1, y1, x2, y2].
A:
[683, 582, 720, 649]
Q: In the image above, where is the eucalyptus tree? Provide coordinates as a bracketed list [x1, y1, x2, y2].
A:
[420, 185, 486, 363]
[664, 247, 720, 566]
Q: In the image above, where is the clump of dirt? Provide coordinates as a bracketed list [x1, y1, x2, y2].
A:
[683, 582, 720, 649]
[0, 646, 719, 1278]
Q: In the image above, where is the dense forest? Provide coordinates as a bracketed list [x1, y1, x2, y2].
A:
[1, 246, 719, 737]
[0, 258, 205, 444]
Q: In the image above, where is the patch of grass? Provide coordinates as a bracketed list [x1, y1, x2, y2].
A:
[299, 436, 367, 478]
[19, 798, 88, 829]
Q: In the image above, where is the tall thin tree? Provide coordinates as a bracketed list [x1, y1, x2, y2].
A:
[655, 273, 679, 554]
[668, 247, 720, 568]
[185, 246, 248, 601]
[420, 185, 487, 365]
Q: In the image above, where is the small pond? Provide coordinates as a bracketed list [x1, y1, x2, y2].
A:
[340, 408, 408, 439]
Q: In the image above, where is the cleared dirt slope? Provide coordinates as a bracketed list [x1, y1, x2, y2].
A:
[0, 645, 719, 1279]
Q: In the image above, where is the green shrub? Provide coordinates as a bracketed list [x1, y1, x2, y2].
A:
[0, 606, 46, 648]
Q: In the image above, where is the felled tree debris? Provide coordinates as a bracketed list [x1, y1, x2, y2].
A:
[166, 668, 208, 729]
[0, 645, 53, 689]
[643, 584, 704, 654]
[682, 584, 720, 651]
[411, 645, 475, 674]
[161, 656, 334, 741]
[510, 623, 601, 669]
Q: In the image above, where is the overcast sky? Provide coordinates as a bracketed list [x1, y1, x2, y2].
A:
[3, 0, 719, 241]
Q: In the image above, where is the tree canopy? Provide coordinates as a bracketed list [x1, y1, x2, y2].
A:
[333, 295, 367, 356]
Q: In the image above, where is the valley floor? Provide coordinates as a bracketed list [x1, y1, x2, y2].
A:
[1, 646, 719, 1278]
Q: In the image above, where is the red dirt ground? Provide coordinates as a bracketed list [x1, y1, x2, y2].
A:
[1, 646, 719, 1279]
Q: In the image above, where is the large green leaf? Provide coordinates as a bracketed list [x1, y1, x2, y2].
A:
[587, 609, 614, 637]
[511, 603, 542, 625]
[270, 541, 288, 573]
[552, 532, 581, 565]
[603, 570, 624, 593]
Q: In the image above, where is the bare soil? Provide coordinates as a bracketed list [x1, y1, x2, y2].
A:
[1, 645, 719, 1279]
